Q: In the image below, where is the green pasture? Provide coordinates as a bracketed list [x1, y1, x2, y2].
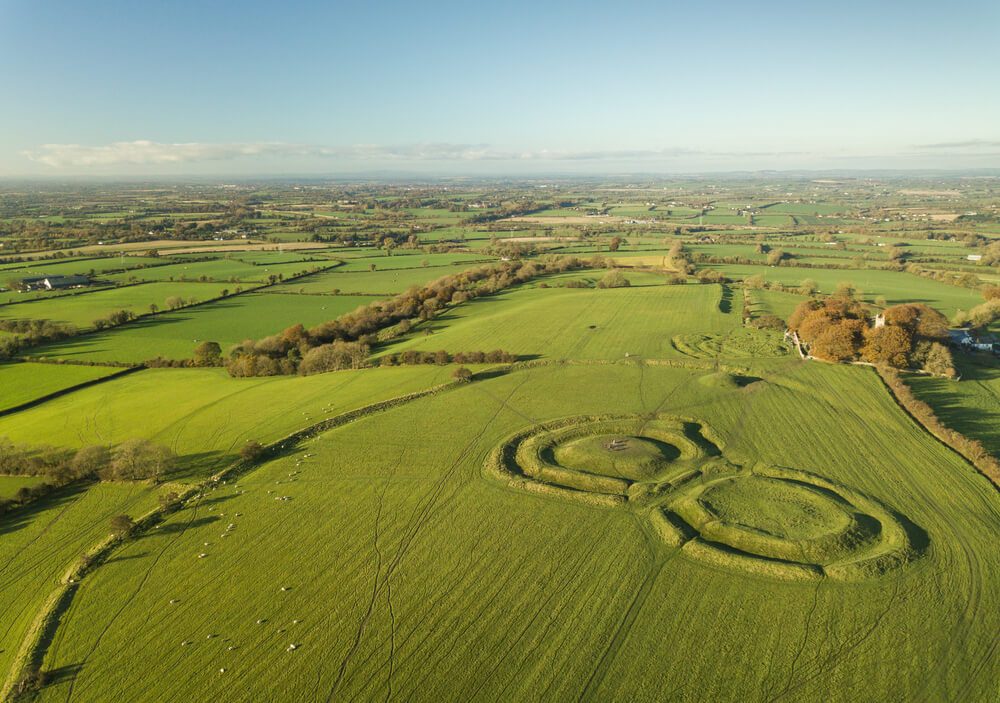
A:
[0, 366, 454, 481]
[907, 356, 1000, 458]
[377, 283, 737, 361]
[32, 293, 379, 363]
[106, 258, 329, 284]
[0, 282, 234, 329]
[0, 256, 167, 279]
[270, 266, 468, 296]
[0, 474, 47, 498]
[701, 263, 983, 317]
[28, 361, 1000, 702]
[335, 252, 491, 272]
[0, 482, 158, 679]
[0, 362, 121, 413]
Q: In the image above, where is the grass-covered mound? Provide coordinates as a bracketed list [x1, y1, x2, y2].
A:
[551, 434, 680, 480]
[487, 414, 721, 504]
[661, 466, 925, 581]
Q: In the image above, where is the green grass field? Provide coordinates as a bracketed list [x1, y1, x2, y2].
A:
[334, 252, 491, 272]
[25, 361, 999, 702]
[0, 366, 456, 480]
[378, 283, 738, 361]
[0, 474, 47, 498]
[907, 356, 1000, 458]
[269, 265, 477, 296]
[0, 482, 158, 680]
[702, 263, 983, 317]
[0, 282, 234, 329]
[0, 362, 122, 413]
[32, 293, 379, 363]
[0, 256, 167, 279]
[106, 258, 329, 284]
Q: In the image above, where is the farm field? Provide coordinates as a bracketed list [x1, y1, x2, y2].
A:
[701, 263, 984, 316]
[0, 483, 159, 682]
[907, 357, 1000, 457]
[29, 292, 376, 363]
[26, 361, 1000, 702]
[377, 284, 741, 362]
[334, 253, 490, 272]
[105, 258, 330, 284]
[0, 256, 168, 279]
[0, 362, 123, 413]
[0, 474, 46, 498]
[32, 293, 380, 363]
[0, 366, 456, 480]
[0, 178, 998, 703]
[0, 282, 233, 329]
[270, 265, 478, 296]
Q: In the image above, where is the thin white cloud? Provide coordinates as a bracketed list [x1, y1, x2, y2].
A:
[22, 140, 807, 168]
[913, 139, 1000, 150]
[22, 140, 315, 167]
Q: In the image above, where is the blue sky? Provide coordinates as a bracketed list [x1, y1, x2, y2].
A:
[1, 0, 998, 175]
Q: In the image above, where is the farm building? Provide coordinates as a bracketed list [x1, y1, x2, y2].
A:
[21, 275, 90, 291]
[949, 329, 999, 354]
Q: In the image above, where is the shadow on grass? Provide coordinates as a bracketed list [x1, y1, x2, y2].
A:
[0, 482, 90, 537]
[43, 662, 83, 687]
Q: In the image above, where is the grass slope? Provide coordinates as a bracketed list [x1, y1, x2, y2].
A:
[0, 366, 457, 480]
[30, 362, 1000, 702]
[378, 284, 737, 361]
[907, 356, 1000, 458]
[0, 362, 121, 413]
[0, 483, 158, 679]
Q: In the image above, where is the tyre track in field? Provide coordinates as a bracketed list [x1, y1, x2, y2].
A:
[63, 500, 206, 703]
[348, 530, 497, 698]
[500, 528, 633, 702]
[464, 529, 598, 698]
[765, 579, 823, 701]
[390, 539, 545, 696]
[0, 487, 149, 652]
[576, 552, 670, 702]
[765, 579, 904, 703]
[324, 375, 529, 701]
[327, 453, 397, 703]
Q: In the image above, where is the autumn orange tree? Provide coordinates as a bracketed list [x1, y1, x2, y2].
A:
[788, 297, 955, 374]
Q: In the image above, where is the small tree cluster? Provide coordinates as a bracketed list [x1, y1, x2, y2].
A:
[0, 438, 175, 516]
[789, 296, 954, 374]
[596, 269, 630, 289]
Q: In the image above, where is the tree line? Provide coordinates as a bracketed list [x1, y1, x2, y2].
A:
[222, 257, 592, 377]
[0, 438, 175, 517]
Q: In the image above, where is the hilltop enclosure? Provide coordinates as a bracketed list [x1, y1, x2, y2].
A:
[0, 178, 998, 702]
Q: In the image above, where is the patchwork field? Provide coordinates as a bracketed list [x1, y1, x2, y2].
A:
[0, 282, 234, 329]
[1, 179, 998, 703]
[0, 366, 455, 480]
[32, 293, 380, 363]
